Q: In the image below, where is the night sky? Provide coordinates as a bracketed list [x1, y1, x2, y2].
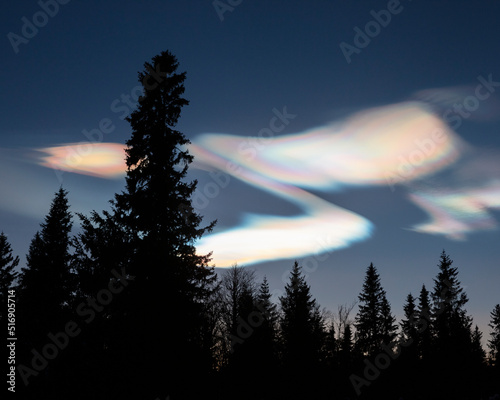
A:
[1, 1, 499, 339]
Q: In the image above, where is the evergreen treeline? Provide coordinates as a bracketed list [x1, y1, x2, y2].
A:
[1, 50, 499, 400]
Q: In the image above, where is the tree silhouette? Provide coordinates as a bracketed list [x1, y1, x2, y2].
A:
[279, 261, 324, 371]
[400, 293, 419, 361]
[0, 232, 19, 318]
[254, 276, 279, 367]
[16, 188, 75, 397]
[219, 265, 256, 363]
[488, 304, 500, 367]
[355, 263, 393, 356]
[339, 323, 353, 370]
[470, 325, 486, 365]
[18, 188, 74, 340]
[324, 319, 337, 368]
[69, 208, 134, 397]
[0, 232, 19, 384]
[380, 293, 397, 345]
[431, 250, 472, 363]
[108, 50, 217, 399]
[416, 284, 433, 361]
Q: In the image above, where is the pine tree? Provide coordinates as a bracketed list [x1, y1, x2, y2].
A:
[69, 208, 134, 393]
[238, 275, 280, 387]
[107, 50, 217, 398]
[254, 276, 278, 359]
[470, 325, 486, 366]
[401, 293, 419, 360]
[431, 250, 472, 362]
[340, 324, 353, 369]
[18, 188, 74, 339]
[380, 294, 397, 345]
[488, 304, 500, 367]
[279, 261, 324, 370]
[416, 284, 433, 360]
[0, 232, 19, 378]
[324, 320, 337, 368]
[72, 210, 131, 302]
[15, 188, 74, 397]
[0, 232, 19, 317]
[257, 276, 278, 328]
[355, 263, 394, 356]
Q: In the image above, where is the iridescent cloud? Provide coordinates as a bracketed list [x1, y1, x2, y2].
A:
[407, 151, 500, 239]
[193, 102, 460, 189]
[37, 143, 126, 179]
[408, 184, 500, 240]
[190, 102, 465, 267]
[29, 101, 500, 267]
[195, 172, 374, 267]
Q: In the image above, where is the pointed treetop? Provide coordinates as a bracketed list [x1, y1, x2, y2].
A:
[0, 232, 19, 293]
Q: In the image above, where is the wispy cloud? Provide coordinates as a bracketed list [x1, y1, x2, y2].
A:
[26, 100, 500, 268]
[36, 143, 126, 179]
[190, 101, 468, 267]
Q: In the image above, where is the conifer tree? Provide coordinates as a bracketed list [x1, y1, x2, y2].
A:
[324, 320, 337, 367]
[0, 232, 19, 375]
[257, 276, 278, 328]
[340, 324, 353, 369]
[380, 294, 397, 345]
[401, 294, 417, 341]
[72, 210, 131, 302]
[279, 261, 324, 369]
[470, 325, 486, 365]
[254, 276, 278, 359]
[355, 263, 394, 355]
[401, 293, 419, 360]
[105, 50, 217, 398]
[18, 188, 74, 339]
[488, 304, 500, 367]
[417, 284, 433, 360]
[0, 232, 19, 317]
[15, 188, 74, 396]
[431, 251, 472, 362]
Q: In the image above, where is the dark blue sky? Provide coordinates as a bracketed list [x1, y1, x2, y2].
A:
[1, 1, 499, 337]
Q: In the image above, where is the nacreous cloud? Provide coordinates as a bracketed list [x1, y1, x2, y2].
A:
[30, 101, 500, 268]
[36, 143, 126, 179]
[190, 102, 465, 267]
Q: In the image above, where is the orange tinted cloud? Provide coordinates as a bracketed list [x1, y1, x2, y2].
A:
[37, 143, 126, 179]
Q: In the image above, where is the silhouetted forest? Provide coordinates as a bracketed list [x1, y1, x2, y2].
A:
[1, 51, 499, 400]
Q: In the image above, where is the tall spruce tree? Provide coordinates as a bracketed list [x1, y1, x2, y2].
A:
[0, 232, 19, 382]
[340, 324, 353, 369]
[108, 50, 217, 398]
[69, 208, 134, 394]
[401, 293, 417, 342]
[0, 232, 19, 317]
[401, 293, 419, 360]
[18, 188, 74, 340]
[279, 261, 324, 370]
[417, 284, 433, 360]
[15, 188, 74, 397]
[380, 294, 397, 344]
[470, 325, 486, 366]
[355, 263, 395, 356]
[324, 320, 337, 368]
[431, 250, 472, 362]
[488, 304, 500, 367]
[254, 276, 278, 362]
